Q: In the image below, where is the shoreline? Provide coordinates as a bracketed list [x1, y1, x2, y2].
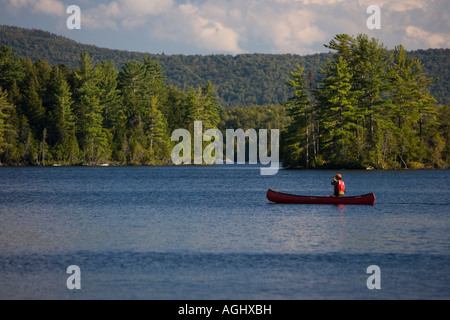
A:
[0, 163, 448, 170]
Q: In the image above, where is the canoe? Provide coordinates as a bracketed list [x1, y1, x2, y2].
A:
[266, 189, 375, 205]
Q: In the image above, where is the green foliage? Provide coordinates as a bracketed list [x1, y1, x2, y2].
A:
[0, 44, 25, 96]
[283, 34, 448, 169]
[0, 46, 223, 166]
[281, 66, 315, 168]
[1, 26, 448, 107]
[0, 26, 330, 108]
[0, 88, 17, 162]
[317, 56, 362, 167]
[219, 104, 290, 163]
[219, 104, 290, 131]
[0, 27, 448, 169]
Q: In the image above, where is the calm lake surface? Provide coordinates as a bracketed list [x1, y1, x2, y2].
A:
[0, 166, 449, 299]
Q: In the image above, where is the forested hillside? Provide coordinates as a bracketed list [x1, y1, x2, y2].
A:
[0, 26, 448, 169]
[1, 25, 448, 107]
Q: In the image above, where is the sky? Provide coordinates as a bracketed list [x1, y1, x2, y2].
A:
[0, 0, 449, 55]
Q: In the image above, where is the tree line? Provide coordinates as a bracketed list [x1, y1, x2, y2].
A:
[281, 34, 449, 169]
[0, 46, 221, 165]
[1, 25, 449, 108]
[0, 33, 448, 169]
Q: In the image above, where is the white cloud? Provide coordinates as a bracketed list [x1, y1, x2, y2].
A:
[120, 0, 174, 16]
[194, 17, 243, 53]
[8, 0, 65, 16]
[403, 26, 450, 49]
[77, 0, 450, 53]
[158, 1, 244, 54]
[3, 0, 449, 54]
[245, 6, 327, 53]
[81, 0, 175, 29]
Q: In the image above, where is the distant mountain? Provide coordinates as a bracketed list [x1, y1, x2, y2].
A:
[1, 25, 449, 107]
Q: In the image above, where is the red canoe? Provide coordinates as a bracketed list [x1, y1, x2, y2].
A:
[266, 189, 375, 205]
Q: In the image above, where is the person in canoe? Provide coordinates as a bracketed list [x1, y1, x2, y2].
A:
[331, 174, 345, 197]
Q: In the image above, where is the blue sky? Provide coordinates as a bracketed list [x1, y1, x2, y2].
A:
[1, 0, 449, 55]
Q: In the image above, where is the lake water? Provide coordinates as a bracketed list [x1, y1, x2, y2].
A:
[0, 166, 449, 300]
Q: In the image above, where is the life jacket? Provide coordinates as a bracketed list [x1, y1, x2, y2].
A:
[334, 180, 345, 194]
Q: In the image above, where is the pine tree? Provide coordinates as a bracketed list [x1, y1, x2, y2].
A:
[145, 96, 171, 163]
[96, 61, 122, 162]
[0, 45, 25, 99]
[16, 114, 38, 165]
[142, 56, 166, 97]
[118, 58, 171, 164]
[184, 81, 221, 130]
[163, 85, 186, 133]
[19, 58, 46, 140]
[326, 34, 390, 163]
[45, 64, 70, 146]
[386, 45, 438, 167]
[316, 56, 362, 167]
[281, 65, 313, 168]
[0, 88, 18, 164]
[51, 78, 80, 164]
[119, 60, 151, 127]
[73, 53, 111, 164]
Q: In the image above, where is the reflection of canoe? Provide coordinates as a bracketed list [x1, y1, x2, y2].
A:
[266, 189, 375, 205]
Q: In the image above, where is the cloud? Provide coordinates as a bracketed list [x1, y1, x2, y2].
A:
[245, 6, 327, 53]
[375, 0, 450, 50]
[403, 26, 450, 50]
[151, 1, 244, 54]
[2, 0, 449, 54]
[7, 0, 66, 16]
[82, 0, 174, 29]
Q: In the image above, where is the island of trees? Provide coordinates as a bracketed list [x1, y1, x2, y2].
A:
[282, 34, 448, 169]
[0, 33, 448, 169]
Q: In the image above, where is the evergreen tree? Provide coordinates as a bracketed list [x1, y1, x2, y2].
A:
[96, 61, 122, 162]
[326, 34, 390, 159]
[281, 65, 313, 168]
[0, 45, 25, 100]
[184, 81, 221, 130]
[16, 114, 38, 165]
[119, 59, 154, 127]
[200, 81, 221, 129]
[45, 64, 71, 146]
[437, 105, 450, 168]
[145, 96, 171, 163]
[119, 59, 161, 163]
[282, 34, 441, 169]
[19, 58, 46, 140]
[386, 45, 438, 167]
[142, 56, 166, 96]
[163, 85, 186, 133]
[0, 40, 446, 169]
[51, 78, 80, 164]
[317, 56, 362, 167]
[0, 88, 18, 164]
[73, 53, 111, 164]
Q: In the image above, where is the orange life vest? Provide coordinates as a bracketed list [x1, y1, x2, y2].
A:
[334, 180, 345, 193]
